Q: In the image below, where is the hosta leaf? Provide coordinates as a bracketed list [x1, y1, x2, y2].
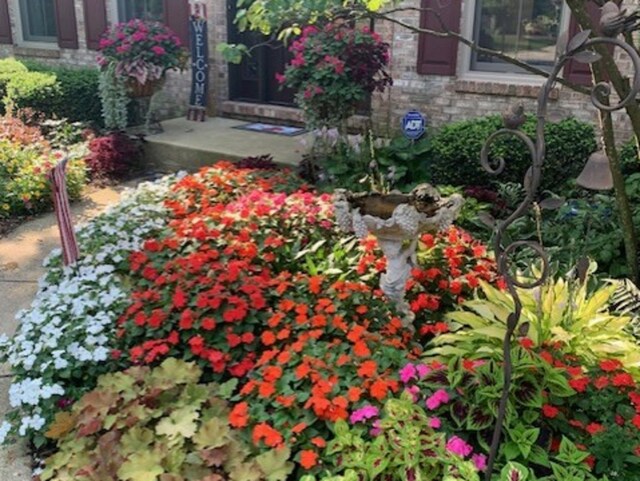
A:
[118, 450, 165, 481]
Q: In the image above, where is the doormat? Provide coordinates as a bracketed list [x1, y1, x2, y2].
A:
[233, 122, 306, 136]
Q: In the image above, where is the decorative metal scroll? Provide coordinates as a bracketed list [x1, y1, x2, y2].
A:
[481, 30, 640, 479]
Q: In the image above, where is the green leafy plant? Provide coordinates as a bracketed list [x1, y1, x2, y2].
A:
[98, 63, 129, 130]
[319, 394, 482, 481]
[39, 358, 294, 481]
[431, 275, 640, 368]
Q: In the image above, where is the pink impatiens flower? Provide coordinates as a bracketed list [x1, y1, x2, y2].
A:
[428, 417, 441, 429]
[349, 405, 379, 424]
[152, 45, 166, 55]
[472, 453, 487, 471]
[399, 363, 417, 383]
[425, 389, 449, 410]
[446, 436, 473, 458]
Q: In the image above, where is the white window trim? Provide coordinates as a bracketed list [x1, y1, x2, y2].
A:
[458, 0, 572, 85]
[11, 0, 60, 49]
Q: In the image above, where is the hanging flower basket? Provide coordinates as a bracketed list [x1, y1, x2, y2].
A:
[126, 77, 165, 98]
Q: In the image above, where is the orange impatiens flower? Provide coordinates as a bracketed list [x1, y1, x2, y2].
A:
[291, 422, 307, 434]
[253, 422, 284, 448]
[311, 437, 326, 448]
[347, 386, 362, 402]
[299, 450, 318, 469]
[229, 402, 249, 428]
[263, 365, 283, 382]
[370, 379, 390, 400]
[357, 360, 377, 378]
[353, 341, 371, 357]
[258, 382, 276, 398]
[261, 331, 277, 346]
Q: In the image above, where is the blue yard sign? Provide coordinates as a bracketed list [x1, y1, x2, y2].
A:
[401, 110, 426, 140]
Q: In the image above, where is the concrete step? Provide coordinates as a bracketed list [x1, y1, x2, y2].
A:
[143, 117, 309, 172]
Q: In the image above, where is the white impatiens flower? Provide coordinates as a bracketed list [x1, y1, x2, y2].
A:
[0, 174, 181, 441]
[0, 421, 11, 444]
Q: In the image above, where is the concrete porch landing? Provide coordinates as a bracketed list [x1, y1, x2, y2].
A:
[144, 117, 309, 172]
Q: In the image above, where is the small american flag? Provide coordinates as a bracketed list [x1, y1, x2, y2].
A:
[49, 156, 79, 266]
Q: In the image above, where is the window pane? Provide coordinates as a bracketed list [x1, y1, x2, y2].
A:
[119, 0, 164, 22]
[471, 0, 563, 73]
[20, 0, 57, 42]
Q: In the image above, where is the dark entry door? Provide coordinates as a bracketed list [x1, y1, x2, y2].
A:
[227, 4, 295, 106]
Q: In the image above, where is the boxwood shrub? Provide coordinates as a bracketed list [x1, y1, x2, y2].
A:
[0, 58, 102, 126]
[428, 115, 597, 192]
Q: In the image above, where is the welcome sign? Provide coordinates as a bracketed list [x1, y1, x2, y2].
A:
[187, 2, 209, 121]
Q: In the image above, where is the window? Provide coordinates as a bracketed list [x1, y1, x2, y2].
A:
[118, 0, 164, 22]
[471, 0, 565, 73]
[19, 0, 57, 42]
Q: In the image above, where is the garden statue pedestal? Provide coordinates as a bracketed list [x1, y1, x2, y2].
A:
[334, 186, 463, 328]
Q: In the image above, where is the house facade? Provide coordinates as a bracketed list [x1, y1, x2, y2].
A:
[0, 0, 633, 135]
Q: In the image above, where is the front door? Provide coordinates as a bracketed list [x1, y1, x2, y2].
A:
[227, 4, 295, 106]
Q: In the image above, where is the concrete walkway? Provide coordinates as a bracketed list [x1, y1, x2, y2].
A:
[0, 183, 130, 480]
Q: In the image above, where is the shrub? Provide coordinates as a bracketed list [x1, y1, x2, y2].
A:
[39, 358, 293, 481]
[620, 138, 639, 176]
[2, 62, 102, 126]
[86, 132, 142, 180]
[0, 58, 28, 112]
[3, 71, 60, 115]
[428, 115, 596, 193]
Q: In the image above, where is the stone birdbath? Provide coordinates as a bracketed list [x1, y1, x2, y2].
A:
[334, 185, 464, 328]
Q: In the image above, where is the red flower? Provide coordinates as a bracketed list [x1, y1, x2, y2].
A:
[585, 423, 605, 436]
[600, 359, 623, 372]
[593, 376, 609, 390]
[569, 377, 589, 393]
[542, 404, 560, 419]
[613, 372, 635, 388]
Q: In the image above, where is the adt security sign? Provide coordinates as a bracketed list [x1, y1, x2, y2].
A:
[402, 110, 426, 140]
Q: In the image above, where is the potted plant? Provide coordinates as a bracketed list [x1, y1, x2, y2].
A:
[97, 19, 187, 98]
[278, 22, 392, 130]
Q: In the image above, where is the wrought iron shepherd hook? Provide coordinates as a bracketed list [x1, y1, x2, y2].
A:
[480, 22, 640, 480]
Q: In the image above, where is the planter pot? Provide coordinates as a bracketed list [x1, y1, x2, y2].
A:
[126, 77, 164, 98]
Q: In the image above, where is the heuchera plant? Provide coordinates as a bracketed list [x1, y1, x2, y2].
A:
[279, 23, 392, 128]
[97, 19, 187, 85]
